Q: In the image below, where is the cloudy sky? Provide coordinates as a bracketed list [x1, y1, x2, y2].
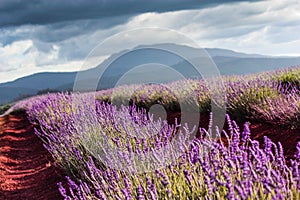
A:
[0, 0, 299, 83]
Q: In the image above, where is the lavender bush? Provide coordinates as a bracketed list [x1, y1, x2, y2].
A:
[54, 111, 300, 199]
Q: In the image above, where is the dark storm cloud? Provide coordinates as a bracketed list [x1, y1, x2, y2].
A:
[0, 0, 258, 27]
[0, 16, 129, 47]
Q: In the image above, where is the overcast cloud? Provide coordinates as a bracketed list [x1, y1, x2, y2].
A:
[0, 0, 299, 83]
[0, 0, 250, 27]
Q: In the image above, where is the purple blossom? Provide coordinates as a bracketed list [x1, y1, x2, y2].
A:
[241, 122, 251, 143]
[295, 142, 300, 161]
[136, 186, 145, 200]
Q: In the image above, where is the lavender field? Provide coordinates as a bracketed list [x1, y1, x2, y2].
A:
[9, 67, 300, 199]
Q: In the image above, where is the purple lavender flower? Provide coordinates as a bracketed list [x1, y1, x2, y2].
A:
[241, 122, 251, 143]
[96, 190, 107, 200]
[223, 170, 235, 199]
[57, 182, 70, 199]
[156, 169, 170, 187]
[136, 185, 145, 200]
[183, 169, 192, 185]
[146, 176, 157, 200]
[295, 142, 300, 161]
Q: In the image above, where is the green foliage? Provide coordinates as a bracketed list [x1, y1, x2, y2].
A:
[36, 88, 59, 95]
[0, 104, 11, 115]
[228, 86, 280, 122]
[277, 69, 300, 90]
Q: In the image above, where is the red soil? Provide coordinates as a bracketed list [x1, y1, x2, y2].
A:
[0, 112, 65, 200]
[250, 123, 300, 160]
[167, 112, 300, 160]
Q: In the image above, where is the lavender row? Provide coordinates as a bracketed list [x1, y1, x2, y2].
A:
[96, 66, 300, 126]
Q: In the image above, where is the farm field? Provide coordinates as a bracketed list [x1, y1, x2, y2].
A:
[1, 1, 300, 199]
[1, 67, 300, 199]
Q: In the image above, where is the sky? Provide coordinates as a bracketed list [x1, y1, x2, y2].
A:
[0, 0, 299, 83]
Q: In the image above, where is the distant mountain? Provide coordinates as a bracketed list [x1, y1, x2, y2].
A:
[0, 72, 77, 104]
[1, 44, 300, 104]
[213, 56, 300, 75]
[173, 55, 300, 75]
[205, 48, 268, 58]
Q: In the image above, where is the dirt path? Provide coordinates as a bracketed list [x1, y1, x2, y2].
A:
[0, 112, 64, 200]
